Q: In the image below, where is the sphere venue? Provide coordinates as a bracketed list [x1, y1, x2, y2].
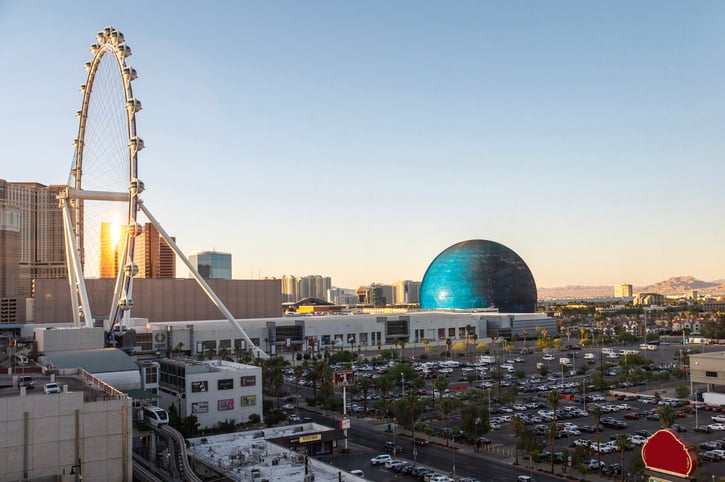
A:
[419, 239, 537, 313]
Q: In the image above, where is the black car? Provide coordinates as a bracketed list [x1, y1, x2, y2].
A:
[671, 423, 687, 433]
[384, 441, 403, 453]
[602, 463, 622, 476]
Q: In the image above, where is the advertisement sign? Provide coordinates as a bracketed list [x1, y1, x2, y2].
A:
[218, 399, 234, 411]
[218, 378, 234, 390]
[333, 370, 355, 387]
[191, 402, 209, 414]
[240, 376, 257, 387]
[191, 381, 208, 393]
[241, 395, 257, 406]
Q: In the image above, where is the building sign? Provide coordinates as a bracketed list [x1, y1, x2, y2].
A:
[333, 370, 355, 387]
[240, 376, 256, 386]
[218, 378, 234, 390]
[191, 381, 208, 393]
[218, 399, 234, 411]
[191, 402, 209, 414]
[241, 395, 257, 406]
[641, 428, 698, 479]
[340, 416, 351, 430]
[299, 434, 322, 443]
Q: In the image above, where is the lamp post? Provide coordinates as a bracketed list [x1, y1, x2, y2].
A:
[401, 373, 405, 398]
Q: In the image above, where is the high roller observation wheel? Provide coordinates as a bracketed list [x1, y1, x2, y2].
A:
[60, 27, 270, 358]
[64, 26, 143, 334]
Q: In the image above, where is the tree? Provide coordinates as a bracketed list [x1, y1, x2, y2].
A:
[511, 414, 526, 465]
[293, 365, 304, 409]
[439, 396, 458, 447]
[546, 390, 561, 472]
[614, 432, 631, 482]
[319, 365, 335, 409]
[592, 404, 602, 470]
[434, 375, 449, 410]
[522, 329, 529, 347]
[658, 404, 676, 428]
[357, 377, 373, 414]
[460, 391, 489, 442]
[675, 383, 690, 399]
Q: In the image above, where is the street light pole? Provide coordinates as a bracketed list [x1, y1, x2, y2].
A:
[401, 373, 405, 397]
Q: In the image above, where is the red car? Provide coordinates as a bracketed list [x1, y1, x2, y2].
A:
[623, 412, 640, 420]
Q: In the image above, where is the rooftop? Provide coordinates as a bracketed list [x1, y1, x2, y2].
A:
[187, 423, 363, 482]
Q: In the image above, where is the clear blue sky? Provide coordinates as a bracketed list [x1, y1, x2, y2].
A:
[1, 1, 724, 289]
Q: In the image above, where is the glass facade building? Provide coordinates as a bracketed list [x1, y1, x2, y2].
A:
[420, 239, 537, 313]
[189, 251, 232, 280]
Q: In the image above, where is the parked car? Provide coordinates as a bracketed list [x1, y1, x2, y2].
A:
[43, 383, 61, 394]
[702, 451, 722, 462]
[602, 463, 622, 476]
[384, 441, 403, 453]
[695, 425, 712, 433]
[586, 459, 606, 471]
[370, 454, 392, 465]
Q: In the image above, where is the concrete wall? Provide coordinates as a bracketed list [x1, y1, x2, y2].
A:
[0, 390, 132, 481]
[33, 278, 282, 323]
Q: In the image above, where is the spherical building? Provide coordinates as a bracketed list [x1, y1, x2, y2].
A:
[420, 240, 537, 313]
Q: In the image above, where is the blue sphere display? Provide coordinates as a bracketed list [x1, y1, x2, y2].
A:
[420, 239, 537, 312]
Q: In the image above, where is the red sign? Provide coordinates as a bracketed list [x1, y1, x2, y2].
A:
[642, 428, 698, 478]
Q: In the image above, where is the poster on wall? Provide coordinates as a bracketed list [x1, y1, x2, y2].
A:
[191, 402, 209, 414]
[241, 395, 257, 406]
[218, 378, 234, 390]
[191, 381, 208, 393]
[218, 399, 234, 411]
[240, 376, 256, 386]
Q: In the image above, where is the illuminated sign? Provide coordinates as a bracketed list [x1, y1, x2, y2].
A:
[299, 434, 322, 443]
[642, 428, 698, 478]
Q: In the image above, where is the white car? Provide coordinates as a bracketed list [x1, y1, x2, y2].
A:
[44, 383, 61, 394]
[542, 354, 554, 361]
[370, 454, 392, 465]
[712, 415, 725, 423]
[709, 423, 725, 431]
[630, 435, 647, 446]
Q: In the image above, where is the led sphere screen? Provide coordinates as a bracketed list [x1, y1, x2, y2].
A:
[420, 239, 537, 313]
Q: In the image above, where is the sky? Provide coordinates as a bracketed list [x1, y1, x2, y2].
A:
[1, 1, 724, 290]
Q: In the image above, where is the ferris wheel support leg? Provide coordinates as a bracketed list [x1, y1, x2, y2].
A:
[107, 230, 131, 334]
[60, 199, 94, 328]
[138, 202, 270, 360]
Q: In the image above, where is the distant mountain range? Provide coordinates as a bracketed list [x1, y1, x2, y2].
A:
[538, 276, 725, 300]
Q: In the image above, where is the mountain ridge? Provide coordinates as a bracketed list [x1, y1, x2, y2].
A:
[538, 275, 725, 299]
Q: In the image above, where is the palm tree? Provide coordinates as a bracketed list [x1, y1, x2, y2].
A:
[357, 377, 373, 414]
[614, 432, 631, 482]
[546, 390, 561, 472]
[511, 414, 525, 465]
[293, 365, 304, 409]
[592, 404, 602, 470]
[439, 396, 457, 447]
[658, 403, 676, 428]
[434, 375, 449, 411]
[522, 329, 529, 347]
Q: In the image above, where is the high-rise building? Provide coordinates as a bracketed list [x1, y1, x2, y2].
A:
[0, 203, 22, 323]
[0, 180, 67, 298]
[393, 280, 421, 304]
[281, 275, 298, 303]
[298, 275, 332, 300]
[614, 284, 633, 298]
[189, 251, 232, 280]
[134, 223, 175, 278]
[99, 222, 128, 278]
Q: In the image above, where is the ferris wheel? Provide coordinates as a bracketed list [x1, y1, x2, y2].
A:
[59, 27, 268, 358]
